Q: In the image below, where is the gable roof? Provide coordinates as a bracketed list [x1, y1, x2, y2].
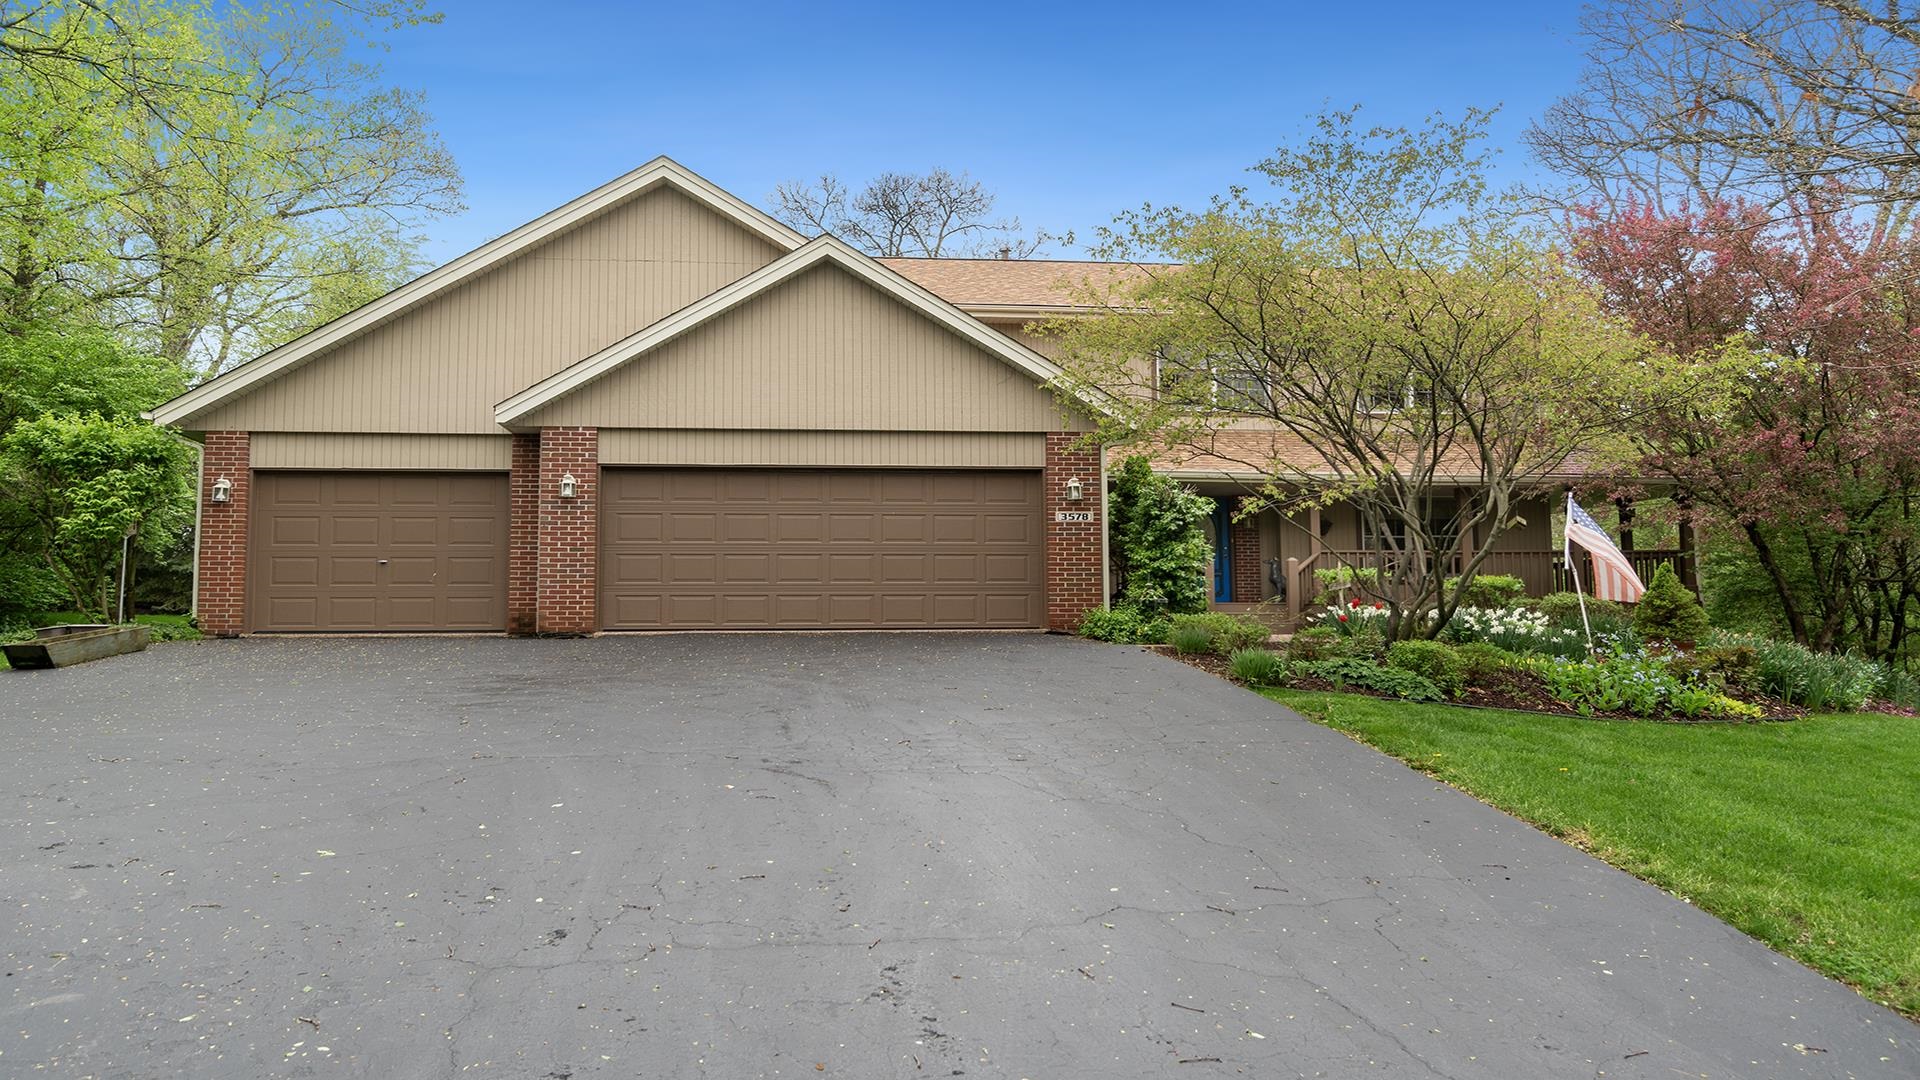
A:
[496, 236, 1111, 426]
[877, 257, 1163, 316]
[147, 157, 805, 428]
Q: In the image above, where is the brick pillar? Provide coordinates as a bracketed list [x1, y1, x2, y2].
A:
[536, 427, 598, 635]
[1229, 501, 1263, 602]
[507, 433, 540, 635]
[1044, 433, 1103, 631]
[196, 432, 251, 636]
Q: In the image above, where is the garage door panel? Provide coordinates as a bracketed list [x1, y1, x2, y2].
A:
[984, 593, 1039, 624]
[447, 515, 498, 545]
[667, 552, 717, 583]
[933, 594, 983, 624]
[601, 468, 1042, 630]
[332, 474, 383, 505]
[388, 515, 440, 546]
[982, 514, 1035, 543]
[251, 471, 507, 632]
[332, 516, 380, 546]
[609, 511, 664, 543]
[329, 556, 380, 586]
[264, 596, 318, 629]
[774, 513, 824, 542]
[445, 556, 498, 586]
[666, 513, 718, 542]
[612, 552, 664, 583]
[271, 515, 321, 545]
[719, 553, 769, 583]
[325, 595, 378, 629]
[719, 594, 772, 624]
[720, 513, 771, 542]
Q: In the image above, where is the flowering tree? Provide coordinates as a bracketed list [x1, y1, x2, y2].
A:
[1045, 110, 1643, 641]
[1567, 197, 1920, 659]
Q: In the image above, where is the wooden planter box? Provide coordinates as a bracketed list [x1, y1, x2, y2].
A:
[4, 624, 152, 670]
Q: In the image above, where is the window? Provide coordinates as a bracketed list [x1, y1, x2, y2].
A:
[1154, 347, 1273, 411]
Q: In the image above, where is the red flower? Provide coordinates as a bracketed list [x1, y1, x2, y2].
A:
[1373, 603, 1384, 610]
[1337, 613, 1349, 622]
[1349, 597, 1362, 608]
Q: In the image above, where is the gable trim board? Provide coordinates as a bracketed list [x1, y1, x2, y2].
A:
[493, 236, 1110, 428]
[147, 157, 804, 429]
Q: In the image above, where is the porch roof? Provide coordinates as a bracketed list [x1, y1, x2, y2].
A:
[1121, 430, 1599, 487]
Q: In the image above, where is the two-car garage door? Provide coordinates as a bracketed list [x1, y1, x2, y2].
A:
[599, 468, 1044, 629]
[248, 467, 1045, 631]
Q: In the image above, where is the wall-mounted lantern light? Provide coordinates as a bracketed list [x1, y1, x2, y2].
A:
[1064, 477, 1085, 501]
[210, 476, 233, 504]
[559, 473, 578, 499]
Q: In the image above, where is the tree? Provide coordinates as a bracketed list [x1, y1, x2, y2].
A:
[1045, 110, 1642, 641]
[2, 412, 192, 617]
[1107, 455, 1212, 616]
[1528, 0, 1920, 230]
[1634, 562, 1713, 643]
[1567, 195, 1920, 661]
[769, 168, 1064, 258]
[0, 0, 461, 376]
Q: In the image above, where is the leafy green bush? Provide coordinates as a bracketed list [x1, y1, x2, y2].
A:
[1446, 574, 1525, 609]
[1312, 565, 1380, 606]
[1168, 612, 1271, 655]
[1077, 606, 1169, 644]
[1665, 642, 1759, 692]
[1169, 623, 1214, 655]
[1286, 626, 1342, 662]
[1385, 639, 1466, 697]
[1541, 654, 1758, 718]
[1338, 624, 1388, 661]
[1633, 563, 1711, 644]
[1882, 667, 1920, 709]
[1453, 641, 1520, 688]
[1711, 632, 1883, 711]
[1295, 657, 1445, 702]
[142, 619, 202, 643]
[1107, 456, 1212, 616]
[1529, 591, 1624, 623]
[1229, 647, 1286, 686]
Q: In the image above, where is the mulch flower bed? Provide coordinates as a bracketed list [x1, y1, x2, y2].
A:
[1146, 644, 1811, 723]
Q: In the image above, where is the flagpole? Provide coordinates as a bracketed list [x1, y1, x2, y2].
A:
[1567, 490, 1593, 650]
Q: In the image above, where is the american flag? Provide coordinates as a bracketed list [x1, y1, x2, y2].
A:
[1565, 496, 1646, 604]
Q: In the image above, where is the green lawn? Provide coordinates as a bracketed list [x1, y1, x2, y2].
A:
[1265, 689, 1920, 1018]
[3, 611, 199, 643]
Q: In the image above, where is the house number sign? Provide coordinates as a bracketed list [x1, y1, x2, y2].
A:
[1054, 510, 1095, 523]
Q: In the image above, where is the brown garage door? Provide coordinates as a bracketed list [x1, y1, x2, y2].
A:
[600, 468, 1043, 629]
[250, 472, 509, 632]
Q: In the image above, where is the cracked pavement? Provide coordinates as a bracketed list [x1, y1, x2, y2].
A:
[2, 632, 1914, 1078]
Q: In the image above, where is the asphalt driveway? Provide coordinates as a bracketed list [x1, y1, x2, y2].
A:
[2, 634, 1913, 1078]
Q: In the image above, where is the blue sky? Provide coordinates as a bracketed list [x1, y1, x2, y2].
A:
[380, 1, 1590, 264]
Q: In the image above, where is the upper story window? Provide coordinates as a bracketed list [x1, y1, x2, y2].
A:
[1154, 347, 1273, 411]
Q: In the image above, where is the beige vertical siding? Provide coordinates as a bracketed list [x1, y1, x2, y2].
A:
[598, 430, 1044, 467]
[525, 265, 1087, 432]
[250, 433, 512, 470]
[1485, 495, 1552, 551]
[193, 186, 785, 434]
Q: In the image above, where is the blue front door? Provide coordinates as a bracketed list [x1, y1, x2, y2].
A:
[1212, 499, 1233, 602]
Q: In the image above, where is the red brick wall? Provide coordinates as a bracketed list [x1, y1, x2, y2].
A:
[196, 432, 251, 636]
[1044, 433, 1104, 631]
[1230, 502, 1263, 602]
[536, 427, 598, 635]
[508, 433, 540, 635]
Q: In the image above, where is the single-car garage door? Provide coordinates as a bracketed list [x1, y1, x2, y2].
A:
[600, 468, 1043, 629]
[250, 471, 509, 632]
